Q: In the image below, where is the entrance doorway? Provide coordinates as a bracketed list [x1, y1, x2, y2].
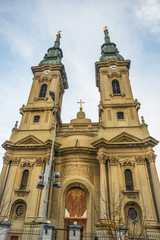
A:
[64, 187, 87, 239]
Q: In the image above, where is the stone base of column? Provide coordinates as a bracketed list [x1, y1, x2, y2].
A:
[0, 221, 11, 240]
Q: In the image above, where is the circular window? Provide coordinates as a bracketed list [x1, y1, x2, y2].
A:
[128, 207, 137, 220]
[16, 205, 24, 216]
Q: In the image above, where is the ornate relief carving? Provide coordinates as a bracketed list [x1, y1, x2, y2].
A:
[51, 74, 58, 79]
[20, 160, 34, 168]
[40, 78, 52, 83]
[34, 75, 41, 80]
[101, 70, 108, 76]
[146, 153, 156, 163]
[35, 157, 45, 165]
[120, 69, 128, 74]
[3, 155, 11, 164]
[107, 71, 121, 78]
[97, 152, 108, 164]
[61, 164, 92, 178]
[12, 157, 21, 165]
[127, 194, 136, 199]
[120, 159, 135, 166]
[109, 156, 119, 164]
[135, 156, 145, 165]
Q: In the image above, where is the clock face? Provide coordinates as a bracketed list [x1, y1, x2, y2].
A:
[43, 70, 50, 74]
[109, 65, 117, 70]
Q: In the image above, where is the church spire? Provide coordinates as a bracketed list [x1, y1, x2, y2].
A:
[39, 30, 63, 66]
[99, 26, 124, 62]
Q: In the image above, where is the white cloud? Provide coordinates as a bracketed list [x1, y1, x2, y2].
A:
[134, 0, 160, 34]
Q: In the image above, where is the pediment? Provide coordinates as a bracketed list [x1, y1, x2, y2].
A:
[109, 132, 141, 144]
[15, 135, 44, 146]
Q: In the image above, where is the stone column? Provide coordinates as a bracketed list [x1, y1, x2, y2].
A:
[147, 153, 160, 222]
[97, 152, 108, 220]
[0, 156, 10, 202]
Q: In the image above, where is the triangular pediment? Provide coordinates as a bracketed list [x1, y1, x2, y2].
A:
[15, 135, 44, 146]
[109, 132, 141, 144]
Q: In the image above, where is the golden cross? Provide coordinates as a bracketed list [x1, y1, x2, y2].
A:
[77, 99, 85, 111]
[56, 30, 62, 38]
[104, 26, 108, 33]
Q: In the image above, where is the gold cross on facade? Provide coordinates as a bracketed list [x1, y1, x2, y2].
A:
[77, 99, 85, 111]
[56, 30, 62, 37]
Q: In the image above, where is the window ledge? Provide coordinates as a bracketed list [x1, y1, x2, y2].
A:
[14, 189, 30, 194]
[122, 190, 139, 199]
[110, 93, 125, 97]
[34, 97, 48, 101]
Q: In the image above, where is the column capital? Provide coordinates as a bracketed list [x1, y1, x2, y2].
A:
[97, 152, 108, 164]
[135, 155, 145, 165]
[3, 155, 11, 165]
[146, 153, 156, 163]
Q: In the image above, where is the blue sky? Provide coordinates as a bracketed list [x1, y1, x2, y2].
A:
[0, 0, 160, 179]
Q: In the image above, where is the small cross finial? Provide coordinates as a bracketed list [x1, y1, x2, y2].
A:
[56, 30, 62, 38]
[104, 26, 108, 33]
[77, 99, 85, 111]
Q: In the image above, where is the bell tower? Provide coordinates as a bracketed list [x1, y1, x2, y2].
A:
[96, 27, 140, 128]
[19, 30, 68, 132]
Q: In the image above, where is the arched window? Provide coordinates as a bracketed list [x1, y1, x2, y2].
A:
[112, 79, 121, 94]
[117, 111, 124, 119]
[125, 169, 134, 190]
[20, 170, 29, 189]
[39, 84, 47, 98]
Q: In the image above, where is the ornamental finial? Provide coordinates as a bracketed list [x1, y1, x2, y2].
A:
[77, 99, 85, 111]
[104, 26, 108, 33]
[56, 30, 62, 38]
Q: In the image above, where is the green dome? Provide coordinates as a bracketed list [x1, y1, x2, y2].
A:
[39, 34, 63, 66]
[99, 31, 124, 62]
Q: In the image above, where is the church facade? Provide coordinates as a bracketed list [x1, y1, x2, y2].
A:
[0, 28, 160, 238]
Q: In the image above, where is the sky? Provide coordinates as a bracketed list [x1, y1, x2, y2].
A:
[0, 0, 160, 179]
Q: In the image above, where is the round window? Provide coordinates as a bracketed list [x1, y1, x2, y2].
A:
[16, 205, 24, 216]
[128, 207, 137, 220]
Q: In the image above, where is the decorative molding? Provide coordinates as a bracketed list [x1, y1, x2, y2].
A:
[135, 156, 146, 165]
[51, 74, 59, 79]
[120, 69, 128, 74]
[120, 159, 135, 166]
[39, 77, 52, 83]
[61, 164, 92, 178]
[34, 75, 41, 80]
[109, 156, 119, 165]
[101, 70, 108, 76]
[35, 157, 45, 165]
[107, 71, 121, 78]
[12, 157, 21, 165]
[20, 160, 35, 168]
